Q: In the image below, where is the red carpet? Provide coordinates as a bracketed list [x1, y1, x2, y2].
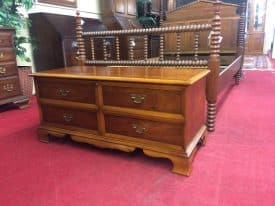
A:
[1, 71, 275, 206]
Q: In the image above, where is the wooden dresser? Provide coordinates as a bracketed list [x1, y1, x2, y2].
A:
[31, 66, 209, 176]
[0, 28, 29, 108]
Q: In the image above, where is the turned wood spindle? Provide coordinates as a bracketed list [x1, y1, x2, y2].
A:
[129, 37, 135, 61]
[90, 38, 95, 60]
[194, 33, 200, 61]
[207, 102, 216, 131]
[159, 0, 164, 27]
[207, 0, 221, 132]
[238, 1, 246, 51]
[103, 38, 108, 61]
[115, 36, 120, 61]
[144, 35, 148, 60]
[176, 33, 181, 61]
[159, 31, 164, 61]
[236, 0, 246, 85]
[159, 0, 165, 61]
[76, 11, 86, 65]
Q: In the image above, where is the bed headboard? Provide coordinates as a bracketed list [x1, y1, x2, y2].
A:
[163, 0, 245, 55]
[75, 0, 222, 68]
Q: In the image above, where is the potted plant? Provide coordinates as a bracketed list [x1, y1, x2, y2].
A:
[0, 0, 34, 99]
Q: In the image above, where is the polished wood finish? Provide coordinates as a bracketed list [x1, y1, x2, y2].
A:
[100, 0, 147, 60]
[161, 0, 246, 131]
[74, 1, 225, 131]
[31, 66, 209, 176]
[0, 28, 28, 108]
[31, 66, 209, 84]
[102, 82, 182, 113]
[164, 0, 240, 53]
[206, 0, 221, 132]
[35, 78, 96, 103]
[245, 0, 267, 55]
[219, 55, 242, 92]
[80, 15, 211, 67]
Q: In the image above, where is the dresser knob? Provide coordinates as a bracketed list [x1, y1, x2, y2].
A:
[0, 67, 6, 74]
[0, 52, 4, 59]
[130, 94, 146, 104]
[63, 114, 73, 122]
[58, 89, 71, 96]
[3, 84, 14, 92]
[132, 124, 147, 135]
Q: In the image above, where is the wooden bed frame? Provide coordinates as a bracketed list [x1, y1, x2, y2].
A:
[163, 0, 247, 130]
[75, 0, 246, 132]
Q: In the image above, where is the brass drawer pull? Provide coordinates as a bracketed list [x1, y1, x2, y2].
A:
[130, 94, 146, 104]
[0, 52, 4, 59]
[58, 89, 71, 97]
[63, 114, 73, 122]
[132, 124, 147, 135]
[0, 67, 6, 74]
[3, 84, 14, 92]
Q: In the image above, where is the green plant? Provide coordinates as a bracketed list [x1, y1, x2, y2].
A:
[0, 0, 33, 62]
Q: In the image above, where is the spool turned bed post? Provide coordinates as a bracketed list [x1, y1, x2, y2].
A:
[236, 0, 246, 85]
[159, 0, 165, 61]
[76, 11, 86, 66]
[207, 0, 221, 132]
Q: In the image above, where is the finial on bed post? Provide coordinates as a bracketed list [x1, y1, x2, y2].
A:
[236, 0, 246, 85]
[207, 0, 221, 132]
[76, 11, 86, 66]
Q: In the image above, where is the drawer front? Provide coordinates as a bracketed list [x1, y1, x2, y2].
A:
[41, 105, 98, 130]
[102, 83, 182, 113]
[0, 78, 21, 99]
[105, 115, 183, 145]
[0, 48, 16, 62]
[0, 62, 17, 77]
[37, 78, 96, 104]
[0, 33, 13, 47]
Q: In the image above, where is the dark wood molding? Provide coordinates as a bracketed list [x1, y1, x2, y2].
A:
[37, 0, 77, 8]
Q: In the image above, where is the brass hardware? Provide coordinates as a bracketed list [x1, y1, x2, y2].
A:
[3, 84, 14, 92]
[58, 89, 71, 97]
[132, 124, 147, 135]
[0, 67, 6, 74]
[130, 94, 146, 104]
[0, 52, 4, 59]
[63, 114, 73, 122]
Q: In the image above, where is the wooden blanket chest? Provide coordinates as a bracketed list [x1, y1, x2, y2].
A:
[31, 66, 209, 176]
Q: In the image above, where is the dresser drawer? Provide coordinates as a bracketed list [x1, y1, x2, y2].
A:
[0, 77, 21, 99]
[37, 78, 96, 104]
[102, 83, 182, 113]
[0, 62, 17, 77]
[41, 105, 98, 130]
[0, 32, 13, 47]
[105, 115, 183, 145]
[0, 48, 16, 62]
